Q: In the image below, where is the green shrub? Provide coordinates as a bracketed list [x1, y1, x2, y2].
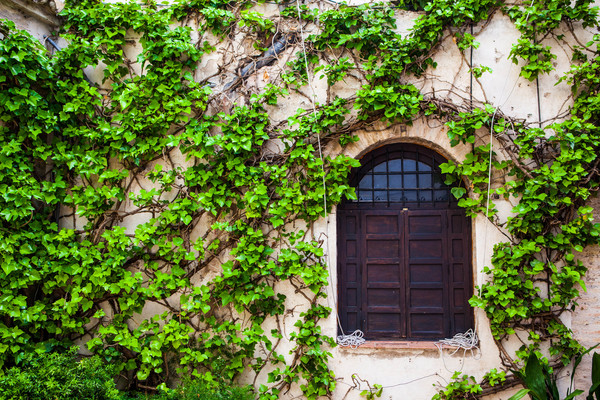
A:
[0, 347, 121, 400]
[128, 379, 255, 400]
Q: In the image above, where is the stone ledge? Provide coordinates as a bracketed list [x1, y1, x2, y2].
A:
[344, 341, 440, 350]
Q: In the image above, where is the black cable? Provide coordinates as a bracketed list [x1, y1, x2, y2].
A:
[44, 35, 95, 85]
[470, 23, 473, 110]
[536, 75, 542, 128]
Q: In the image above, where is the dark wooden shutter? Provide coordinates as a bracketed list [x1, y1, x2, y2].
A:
[338, 208, 473, 340]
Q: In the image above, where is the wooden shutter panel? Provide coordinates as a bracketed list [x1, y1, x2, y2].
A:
[405, 210, 447, 339]
[362, 211, 404, 340]
[337, 210, 361, 333]
[447, 209, 473, 334]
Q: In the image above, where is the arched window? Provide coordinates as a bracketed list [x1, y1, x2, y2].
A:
[337, 143, 473, 340]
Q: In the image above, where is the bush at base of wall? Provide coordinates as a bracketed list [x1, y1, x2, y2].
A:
[0, 348, 255, 400]
[0, 347, 121, 400]
[128, 381, 255, 400]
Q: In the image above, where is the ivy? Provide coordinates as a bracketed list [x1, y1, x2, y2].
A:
[2, 0, 600, 398]
[440, 21, 600, 378]
[432, 372, 482, 400]
[506, 0, 598, 80]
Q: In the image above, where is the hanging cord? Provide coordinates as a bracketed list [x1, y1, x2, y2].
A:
[294, 0, 365, 348]
[435, 329, 481, 372]
[430, 0, 538, 379]
[293, 0, 536, 351]
[340, 372, 441, 391]
[483, 0, 536, 277]
[435, 329, 480, 355]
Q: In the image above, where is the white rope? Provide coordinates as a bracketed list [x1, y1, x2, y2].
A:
[294, 0, 366, 347]
[435, 329, 481, 372]
[435, 329, 479, 354]
[481, 0, 536, 314]
[291, 0, 540, 350]
[484, 0, 536, 228]
[336, 330, 366, 348]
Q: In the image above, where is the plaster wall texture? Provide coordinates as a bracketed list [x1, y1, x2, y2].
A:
[0, 0, 57, 41]
[571, 195, 600, 394]
[2, 2, 600, 400]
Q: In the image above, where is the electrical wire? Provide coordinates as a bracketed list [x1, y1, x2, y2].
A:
[337, 372, 441, 390]
[483, 0, 537, 278]
[49, 0, 552, 394]
[100, 0, 418, 9]
[294, 0, 365, 348]
[435, 329, 481, 372]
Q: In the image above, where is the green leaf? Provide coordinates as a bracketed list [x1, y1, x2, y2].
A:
[523, 353, 547, 400]
[451, 187, 466, 199]
[507, 389, 531, 400]
[591, 352, 600, 400]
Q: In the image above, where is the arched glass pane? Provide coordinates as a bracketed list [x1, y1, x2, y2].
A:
[389, 175, 402, 189]
[419, 174, 432, 187]
[403, 159, 416, 171]
[404, 174, 417, 188]
[373, 162, 387, 172]
[417, 161, 431, 172]
[388, 159, 402, 172]
[374, 175, 386, 189]
[346, 144, 460, 207]
[359, 175, 372, 189]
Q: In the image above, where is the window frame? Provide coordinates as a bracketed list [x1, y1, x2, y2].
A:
[336, 143, 474, 341]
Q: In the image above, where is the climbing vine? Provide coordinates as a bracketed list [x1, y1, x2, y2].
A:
[2, 0, 600, 398]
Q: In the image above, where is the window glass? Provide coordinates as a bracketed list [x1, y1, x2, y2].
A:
[348, 144, 458, 206]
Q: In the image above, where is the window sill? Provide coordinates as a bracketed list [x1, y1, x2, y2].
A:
[337, 340, 479, 357]
[340, 341, 441, 350]
[338, 340, 446, 352]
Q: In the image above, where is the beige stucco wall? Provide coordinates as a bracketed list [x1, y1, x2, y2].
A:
[3, 1, 600, 399]
[572, 195, 600, 394]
